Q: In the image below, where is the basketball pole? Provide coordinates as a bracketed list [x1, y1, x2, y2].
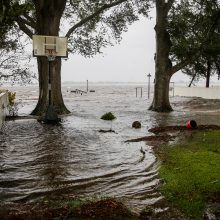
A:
[48, 59, 51, 105]
[43, 57, 60, 123]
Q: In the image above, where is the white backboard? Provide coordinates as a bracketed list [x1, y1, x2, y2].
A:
[33, 35, 68, 57]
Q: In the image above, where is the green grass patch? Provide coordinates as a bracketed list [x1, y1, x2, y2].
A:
[158, 130, 220, 220]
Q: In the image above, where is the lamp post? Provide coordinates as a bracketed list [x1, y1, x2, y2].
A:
[147, 73, 151, 99]
[86, 80, 89, 92]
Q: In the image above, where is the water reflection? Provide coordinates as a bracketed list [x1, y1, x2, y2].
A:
[34, 124, 70, 184]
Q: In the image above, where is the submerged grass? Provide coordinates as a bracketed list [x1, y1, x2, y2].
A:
[158, 130, 220, 219]
[58, 196, 138, 220]
[1, 196, 138, 220]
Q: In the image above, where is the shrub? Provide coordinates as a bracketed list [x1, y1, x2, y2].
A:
[101, 112, 116, 121]
[101, 112, 116, 130]
[7, 91, 18, 116]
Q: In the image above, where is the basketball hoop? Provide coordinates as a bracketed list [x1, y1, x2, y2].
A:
[45, 49, 57, 61]
[33, 35, 68, 58]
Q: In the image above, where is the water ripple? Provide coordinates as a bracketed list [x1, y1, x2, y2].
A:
[0, 84, 169, 211]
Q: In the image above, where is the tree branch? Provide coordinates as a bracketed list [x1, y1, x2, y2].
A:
[65, 0, 127, 38]
[170, 9, 220, 75]
[169, 52, 200, 75]
[0, 56, 13, 67]
[22, 14, 37, 29]
[16, 16, 34, 38]
[215, 59, 220, 75]
[0, 74, 14, 79]
[166, 0, 175, 11]
[18, 16, 36, 29]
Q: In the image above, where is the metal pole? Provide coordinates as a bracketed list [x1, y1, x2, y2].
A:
[48, 60, 51, 105]
[43, 57, 60, 123]
[136, 88, 137, 97]
[86, 80, 88, 92]
[141, 87, 142, 98]
[147, 73, 151, 99]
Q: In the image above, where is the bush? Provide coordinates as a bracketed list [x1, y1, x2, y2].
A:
[7, 91, 18, 116]
[100, 112, 116, 121]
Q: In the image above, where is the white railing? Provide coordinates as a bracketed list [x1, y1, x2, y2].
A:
[174, 86, 220, 99]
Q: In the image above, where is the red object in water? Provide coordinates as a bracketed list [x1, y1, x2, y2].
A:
[186, 120, 197, 129]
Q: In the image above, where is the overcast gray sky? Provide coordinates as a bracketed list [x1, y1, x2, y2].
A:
[61, 15, 190, 83]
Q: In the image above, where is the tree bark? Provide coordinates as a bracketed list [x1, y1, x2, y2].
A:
[149, 0, 173, 112]
[31, 57, 69, 115]
[206, 60, 211, 88]
[31, 0, 70, 116]
[188, 72, 196, 87]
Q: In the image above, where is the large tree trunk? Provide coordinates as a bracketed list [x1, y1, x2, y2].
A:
[31, 57, 69, 115]
[31, 0, 70, 116]
[149, 0, 173, 112]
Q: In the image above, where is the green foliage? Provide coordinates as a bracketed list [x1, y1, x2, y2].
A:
[0, 1, 35, 84]
[140, 206, 154, 216]
[158, 130, 220, 219]
[101, 112, 117, 130]
[7, 91, 19, 116]
[0, 47, 35, 83]
[1, 0, 150, 58]
[0, 0, 33, 49]
[0, 0, 32, 23]
[168, 0, 220, 83]
[8, 91, 16, 106]
[101, 112, 116, 121]
[65, 0, 150, 57]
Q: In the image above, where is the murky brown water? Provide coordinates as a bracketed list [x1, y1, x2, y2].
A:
[1, 83, 220, 211]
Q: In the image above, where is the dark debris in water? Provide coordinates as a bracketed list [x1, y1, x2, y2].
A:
[98, 129, 117, 133]
[204, 192, 220, 220]
[0, 198, 137, 220]
[148, 125, 220, 134]
[125, 134, 173, 143]
[125, 124, 220, 145]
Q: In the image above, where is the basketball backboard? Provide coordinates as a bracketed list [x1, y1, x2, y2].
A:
[33, 35, 68, 58]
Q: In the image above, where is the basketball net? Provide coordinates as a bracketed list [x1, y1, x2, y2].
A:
[45, 49, 57, 61]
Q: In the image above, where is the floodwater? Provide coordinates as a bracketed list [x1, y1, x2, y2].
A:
[1, 83, 220, 212]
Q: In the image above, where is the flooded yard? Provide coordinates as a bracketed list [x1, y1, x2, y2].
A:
[1, 83, 220, 212]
